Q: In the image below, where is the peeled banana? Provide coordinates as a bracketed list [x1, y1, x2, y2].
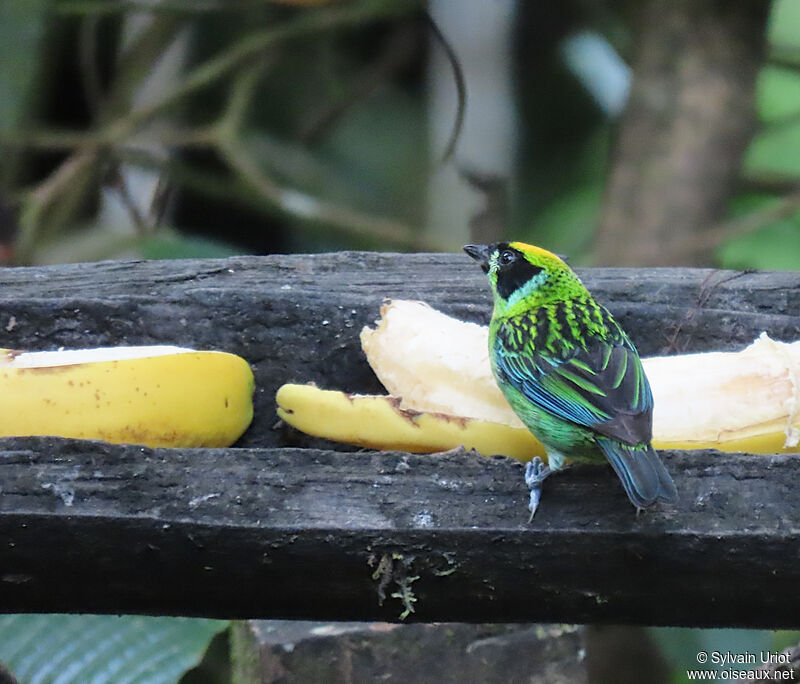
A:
[277, 300, 800, 458]
[0, 346, 254, 447]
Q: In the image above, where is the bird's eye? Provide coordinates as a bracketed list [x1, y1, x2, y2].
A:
[499, 250, 516, 265]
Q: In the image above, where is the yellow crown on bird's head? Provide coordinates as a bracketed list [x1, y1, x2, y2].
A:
[507, 241, 566, 267]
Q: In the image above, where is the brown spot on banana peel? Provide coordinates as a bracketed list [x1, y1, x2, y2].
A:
[370, 394, 469, 429]
[380, 394, 421, 426]
[275, 384, 545, 460]
[16, 365, 89, 374]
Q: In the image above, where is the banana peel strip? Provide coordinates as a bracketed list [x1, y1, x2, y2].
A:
[276, 384, 545, 460]
[277, 300, 800, 459]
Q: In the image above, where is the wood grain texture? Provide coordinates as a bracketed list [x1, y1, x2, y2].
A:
[0, 254, 797, 625]
[0, 438, 797, 627]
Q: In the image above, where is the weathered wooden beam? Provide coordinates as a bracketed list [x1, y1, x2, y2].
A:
[0, 255, 797, 626]
[0, 438, 797, 627]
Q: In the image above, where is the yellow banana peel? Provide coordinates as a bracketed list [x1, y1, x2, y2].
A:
[277, 300, 800, 459]
[0, 346, 254, 447]
[276, 383, 545, 460]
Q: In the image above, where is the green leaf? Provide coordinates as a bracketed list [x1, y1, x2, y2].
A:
[756, 67, 800, 122]
[744, 120, 800, 176]
[717, 194, 800, 270]
[0, 0, 48, 134]
[718, 220, 800, 270]
[769, 0, 800, 48]
[0, 614, 227, 684]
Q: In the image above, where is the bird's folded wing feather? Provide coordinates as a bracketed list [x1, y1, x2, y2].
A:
[493, 333, 653, 446]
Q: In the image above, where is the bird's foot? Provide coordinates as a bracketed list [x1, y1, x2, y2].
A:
[524, 457, 551, 522]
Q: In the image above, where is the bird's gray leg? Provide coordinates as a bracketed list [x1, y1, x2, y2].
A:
[525, 452, 565, 521]
[524, 457, 551, 521]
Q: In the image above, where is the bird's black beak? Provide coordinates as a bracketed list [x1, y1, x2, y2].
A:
[463, 244, 491, 274]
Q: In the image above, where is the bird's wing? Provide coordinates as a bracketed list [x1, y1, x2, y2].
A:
[494, 331, 653, 446]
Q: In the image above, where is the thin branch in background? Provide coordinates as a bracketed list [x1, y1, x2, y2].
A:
[424, 11, 466, 165]
[106, 165, 150, 235]
[8, 0, 420, 263]
[213, 61, 432, 248]
[120, 133, 438, 250]
[56, 0, 279, 16]
[118, 146, 251, 205]
[671, 190, 800, 260]
[217, 62, 269, 138]
[4, 1, 418, 148]
[752, 108, 800, 137]
[739, 171, 800, 196]
[219, 136, 440, 250]
[149, 172, 174, 228]
[0, 125, 218, 151]
[768, 44, 800, 70]
[111, 0, 415, 138]
[108, 13, 186, 121]
[16, 150, 98, 260]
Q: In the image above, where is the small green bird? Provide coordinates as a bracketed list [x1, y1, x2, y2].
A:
[464, 241, 677, 518]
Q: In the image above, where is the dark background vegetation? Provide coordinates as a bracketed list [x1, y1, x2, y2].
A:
[0, 0, 798, 682]
[3, 0, 800, 269]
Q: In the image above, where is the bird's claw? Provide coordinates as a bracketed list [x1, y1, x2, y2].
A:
[524, 457, 550, 487]
[524, 457, 551, 521]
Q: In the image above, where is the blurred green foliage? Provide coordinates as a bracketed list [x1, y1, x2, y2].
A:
[718, 195, 800, 270]
[2, 0, 799, 268]
[0, 0, 434, 263]
[718, 0, 800, 270]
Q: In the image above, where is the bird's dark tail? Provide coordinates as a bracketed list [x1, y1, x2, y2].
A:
[597, 439, 678, 509]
